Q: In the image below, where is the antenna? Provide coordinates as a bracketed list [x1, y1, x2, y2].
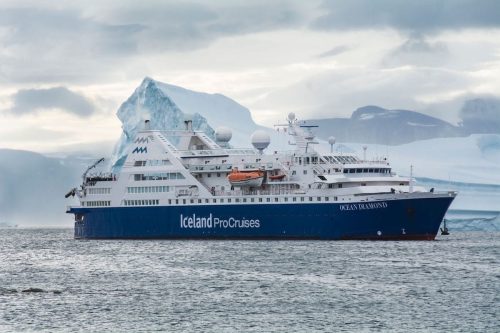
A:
[328, 136, 336, 153]
[409, 165, 414, 193]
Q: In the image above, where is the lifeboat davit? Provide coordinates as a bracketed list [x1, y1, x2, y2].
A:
[227, 168, 264, 187]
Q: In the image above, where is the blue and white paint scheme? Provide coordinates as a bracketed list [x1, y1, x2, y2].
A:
[66, 113, 456, 240]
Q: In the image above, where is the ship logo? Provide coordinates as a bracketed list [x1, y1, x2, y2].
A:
[132, 146, 148, 154]
[134, 137, 149, 144]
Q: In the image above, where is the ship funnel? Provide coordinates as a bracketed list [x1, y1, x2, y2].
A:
[184, 114, 194, 131]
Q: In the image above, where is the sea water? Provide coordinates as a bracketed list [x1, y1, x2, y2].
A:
[0, 229, 498, 332]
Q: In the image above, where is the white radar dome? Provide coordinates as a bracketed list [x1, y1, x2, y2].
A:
[328, 136, 336, 145]
[215, 126, 232, 142]
[287, 112, 296, 122]
[251, 130, 271, 152]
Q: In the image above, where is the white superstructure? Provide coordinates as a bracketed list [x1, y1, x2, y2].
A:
[71, 113, 433, 210]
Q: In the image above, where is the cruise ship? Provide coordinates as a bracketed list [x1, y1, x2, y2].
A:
[66, 113, 456, 240]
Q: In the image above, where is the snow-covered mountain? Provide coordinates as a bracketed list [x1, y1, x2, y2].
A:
[0, 149, 92, 226]
[307, 103, 500, 145]
[307, 106, 460, 145]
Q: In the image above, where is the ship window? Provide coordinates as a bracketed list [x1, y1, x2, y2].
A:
[236, 198, 240, 203]
[190, 199, 194, 203]
[258, 198, 262, 202]
[343, 169, 347, 173]
[300, 197, 304, 202]
[309, 197, 313, 202]
[168, 200, 171, 204]
[284, 197, 288, 202]
[334, 196, 337, 201]
[363, 169, 368, 173]
[292, 171, 296, 175]
[356, 169, 362, 173]
[205, 199, 209, 203]
[175, 199, 179, 204]
[317, 197, 321, 201]
[228, 199, 231, 203]
[217, 173, 221, 177]
[374, 168, 379, 173]
[303, 170, 307, 175]
[221, 186, 225, 191]
[274, 198, 279, 202]
[362, 183, 366, 186]
[293, 197, 296, 202]
[212, 199, 216, 203]
[220, 199, 224, 203]
[325, 197, 329, 201]
[338, 184, 343, 188]
[369, 169, 373, 173]
[266, 198, 270, 202]
[207, 173, 211, 177]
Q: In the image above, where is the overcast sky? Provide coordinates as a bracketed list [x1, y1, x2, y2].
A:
[1, 0, 499, 153]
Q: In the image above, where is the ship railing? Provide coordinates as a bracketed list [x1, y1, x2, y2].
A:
[178, 148, 256, 157]
[213, 189, 303, 197]
[84, 173, 118, 186]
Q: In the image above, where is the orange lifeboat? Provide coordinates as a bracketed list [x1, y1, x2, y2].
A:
[269, 174, 286, 181]
[227, 168, 264, 187]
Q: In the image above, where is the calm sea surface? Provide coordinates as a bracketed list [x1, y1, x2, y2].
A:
[0, 229, 498, 332]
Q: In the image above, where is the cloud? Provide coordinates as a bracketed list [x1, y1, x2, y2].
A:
[317, 45, 350, 58]
[0, 1, 309, 84]
[383, 36, 450, 67]
[312, 0, 500, 34]
[11, 87, 96, 117]
[252, 66, 475, 122]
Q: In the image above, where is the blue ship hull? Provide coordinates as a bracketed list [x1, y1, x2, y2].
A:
[69, 195, 454, 240]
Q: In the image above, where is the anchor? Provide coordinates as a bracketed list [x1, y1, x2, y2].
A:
[440, 219, 450, 235]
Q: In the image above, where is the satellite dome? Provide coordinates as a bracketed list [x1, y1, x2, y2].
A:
[251, 130, 271, 152]
[287, 112, 296, 122]
[328, 136, 336, 145]
[215, 126, 232, 142]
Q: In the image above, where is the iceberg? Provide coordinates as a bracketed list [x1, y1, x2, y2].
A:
[110, 77, 278, 171]
[111, 77, 215, 170]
